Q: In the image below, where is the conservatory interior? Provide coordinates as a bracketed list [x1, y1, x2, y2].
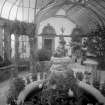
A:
[0, 0, 105, 105]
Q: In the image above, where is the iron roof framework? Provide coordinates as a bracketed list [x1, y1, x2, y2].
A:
[0, 0, 105, 33]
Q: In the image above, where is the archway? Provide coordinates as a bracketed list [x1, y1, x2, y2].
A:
[37, 17, 76, 52]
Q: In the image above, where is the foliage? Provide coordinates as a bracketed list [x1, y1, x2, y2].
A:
[0, 54, 12, 82]
[7, 77, 25, 104]
[29, 70, 98, 105]
[53, 37, 67, 57]
[40, 70, 83, 105]
[3, 21, 36, 36]
[21, 70, 100, 105]
[76, 72, 84, 81]
[101, 81, 105, 97]
[93, 80, 100, 90]
[87, 25, 105, 69]
[71, 27, 83, 42]
[35, 61, 51, 73]
[36, 49, 52, 61]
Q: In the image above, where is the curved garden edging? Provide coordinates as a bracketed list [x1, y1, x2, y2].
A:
[78, 81, 105, 104]
[17, 80, 105, 105]
[17, 80, 44, 105]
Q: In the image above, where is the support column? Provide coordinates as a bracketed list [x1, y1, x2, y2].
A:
[29, 35, 37, 73]
[29, 37, 34, 73]
[13, 34, 19, 77]
[4, 28, 11, 61]
[7, 34, 11, 60]
[29, 37, 33, 72]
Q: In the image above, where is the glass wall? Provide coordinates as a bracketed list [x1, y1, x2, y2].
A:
[11, 34, 30, 59]
[19, 35, 30, 59]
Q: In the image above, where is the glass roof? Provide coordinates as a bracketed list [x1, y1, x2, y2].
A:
[0, 0, 54, 22]
[0, 0, 105, 32]
[35, 0, 105, 33]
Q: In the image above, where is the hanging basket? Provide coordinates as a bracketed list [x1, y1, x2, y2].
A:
[3, 21, 36, 36]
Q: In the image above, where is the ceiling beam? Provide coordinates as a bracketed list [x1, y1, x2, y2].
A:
[88, 1, 105, 22]
[15, 0, 22, 20]
[0, 0, 8, 17]
[8, 0, 18, 20]
[36, 1, 103, 26]
[28, 0, 30, 23]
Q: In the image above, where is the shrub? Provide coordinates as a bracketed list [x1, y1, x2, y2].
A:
[36, 49, 52, 61]
[101, 81, 105, 96]
[93, 80, 100, 90]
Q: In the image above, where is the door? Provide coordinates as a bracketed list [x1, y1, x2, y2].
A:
[44, 39, 52, 51]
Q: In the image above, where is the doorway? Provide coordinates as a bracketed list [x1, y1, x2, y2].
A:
[44, 39, 54, 52]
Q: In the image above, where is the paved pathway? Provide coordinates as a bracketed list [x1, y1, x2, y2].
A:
[0, 80, 10, 105]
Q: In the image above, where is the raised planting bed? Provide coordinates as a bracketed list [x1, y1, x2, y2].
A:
[7, 69, 105, 105]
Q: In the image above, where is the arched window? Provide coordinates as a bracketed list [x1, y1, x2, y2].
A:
[11, 34, 15, 58]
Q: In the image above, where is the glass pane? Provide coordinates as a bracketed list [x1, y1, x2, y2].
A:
[11, 34, 15, 58]
[1, 2, 11, 19]
[9, 6, 17, 20]
[16, 7, 22, 21]
[19, 35, 30, 59]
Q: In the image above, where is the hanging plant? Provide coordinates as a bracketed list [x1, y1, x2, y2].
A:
[21, 22, 27, 35]
[3, 22, 9, 30]
[27, 23, 36, 37]
[3, 22, 11, 34]
[11, 21, 20, 34]
[71, 27, 83, 42]
[3, 20, 36, 36]
[26, 23, 33, 35]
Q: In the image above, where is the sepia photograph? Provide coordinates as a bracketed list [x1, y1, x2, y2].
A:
[0, 0, 105, 105]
